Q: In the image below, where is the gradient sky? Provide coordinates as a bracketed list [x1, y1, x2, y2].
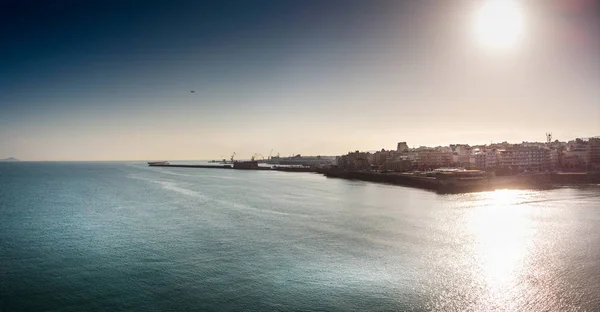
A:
[1, 0, 599, 160]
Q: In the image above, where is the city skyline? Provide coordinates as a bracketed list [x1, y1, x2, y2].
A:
[1, 0, 599, 161]
[3, 133, 598, 162]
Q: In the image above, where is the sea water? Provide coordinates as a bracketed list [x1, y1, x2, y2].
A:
[1, 162, 599, 311]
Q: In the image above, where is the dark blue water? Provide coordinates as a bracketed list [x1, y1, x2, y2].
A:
[2, 162, 600, 311]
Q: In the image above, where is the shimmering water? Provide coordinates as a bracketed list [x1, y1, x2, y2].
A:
[1, 162, 599, 311]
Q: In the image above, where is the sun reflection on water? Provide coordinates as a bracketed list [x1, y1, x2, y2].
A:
[468, 189, 536, 308]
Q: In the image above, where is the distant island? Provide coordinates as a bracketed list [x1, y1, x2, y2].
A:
[0, 157, 19, 162]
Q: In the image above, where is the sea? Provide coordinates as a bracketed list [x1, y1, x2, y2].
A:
[1, 162, 599, 311]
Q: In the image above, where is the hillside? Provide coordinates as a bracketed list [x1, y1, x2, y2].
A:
[0, 157, 20, 161]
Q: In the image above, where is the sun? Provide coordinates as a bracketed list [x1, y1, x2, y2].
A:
[474, 0, 524, 50]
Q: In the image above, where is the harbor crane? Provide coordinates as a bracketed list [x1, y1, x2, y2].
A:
[230, 152, 236, 163]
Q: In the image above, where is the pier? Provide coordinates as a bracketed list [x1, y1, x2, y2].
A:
[148, 164, 233, 169]
[148, 162, 313, 172]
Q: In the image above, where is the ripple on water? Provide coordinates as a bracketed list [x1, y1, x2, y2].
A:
[1, 163, 599, 311]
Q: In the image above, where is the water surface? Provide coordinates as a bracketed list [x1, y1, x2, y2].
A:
[1, 162, 599, 311]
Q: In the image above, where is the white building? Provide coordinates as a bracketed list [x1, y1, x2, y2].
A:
[485, 150, 498, 168]
[548, 149, 559, 170]
[498, 146, 550, 171]
[473, 151, 486, 169]
[565, 139, 590, 168]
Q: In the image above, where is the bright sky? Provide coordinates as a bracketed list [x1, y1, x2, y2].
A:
[1, 0, 599, 160]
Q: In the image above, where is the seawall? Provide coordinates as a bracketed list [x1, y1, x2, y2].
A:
[148, 164, 232, 169]
[272, 166, 315, 173]
[438, 173, 553, 193]
[148, 164, 313, 172]
[551, 172, 600, 184]
[318, 169, 599, 193]
[318, 170, 439, 191]
[149, 164, 599, 193]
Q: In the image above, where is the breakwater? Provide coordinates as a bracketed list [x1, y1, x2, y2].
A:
[318, 169, 439, 191]
[148, 164, 598, 193]
[149, 163, 314, 172]
[272, 166, 314, 173]
[438, 173, 553, 193]
[149, 164, 232, 169]
[317, 169, 600, 193]
[552, 172, 600, 184]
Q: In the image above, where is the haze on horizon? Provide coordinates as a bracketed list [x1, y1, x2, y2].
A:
[1, 0, 598, 161]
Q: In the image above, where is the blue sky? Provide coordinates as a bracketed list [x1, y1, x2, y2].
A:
[1, 0, 599, 160]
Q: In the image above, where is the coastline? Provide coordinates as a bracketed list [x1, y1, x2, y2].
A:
[147, 163, 599, 194]
[316, 169, 600, 194]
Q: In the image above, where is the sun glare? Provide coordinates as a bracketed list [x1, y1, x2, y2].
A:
[474, 0, 524, 50]
[467, 189, 536, 307]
